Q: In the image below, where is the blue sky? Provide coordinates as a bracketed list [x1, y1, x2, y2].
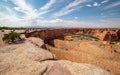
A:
[0, 0, 120, 28]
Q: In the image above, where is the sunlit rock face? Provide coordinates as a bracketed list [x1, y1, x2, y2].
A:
[25, 29, 80, 43]
[94, 29, 119, 41]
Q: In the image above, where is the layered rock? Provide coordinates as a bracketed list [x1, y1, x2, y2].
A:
[25, 29, 120, 43]
[94, 30, 118, 41]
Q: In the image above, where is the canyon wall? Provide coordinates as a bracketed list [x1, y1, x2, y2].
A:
[25, 29, 80, 43]
[25, 29, 120, 43]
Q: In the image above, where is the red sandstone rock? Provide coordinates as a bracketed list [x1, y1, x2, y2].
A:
[25, 29, 120, 43]
[64, 36, 73, 41]
[117, 30, 120, 40]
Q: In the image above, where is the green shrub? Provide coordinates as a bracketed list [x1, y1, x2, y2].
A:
[2, 30, 24, 43]
[110, 40, 116, 45]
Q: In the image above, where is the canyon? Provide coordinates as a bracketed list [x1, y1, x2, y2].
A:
[25, 28, 120, 43]
[0, 28, 120, 75]
[25, 28, 120, 75]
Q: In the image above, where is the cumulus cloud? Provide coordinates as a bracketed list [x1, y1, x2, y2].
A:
[86, 4, 92, 7]
[53, 0, 86, 18]
[87, 0, 108, 7]
[93, 2, 101, 7]
[49, 19, 64, 23]
[74, 17, 78, 19]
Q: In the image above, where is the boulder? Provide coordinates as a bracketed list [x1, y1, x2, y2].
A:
[57, 60, 111, 75]
[27, 37, 44, 47]
[43, 60, 112, 75]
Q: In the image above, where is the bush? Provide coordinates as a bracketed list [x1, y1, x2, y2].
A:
[2, 30, 24, 43]
[110, 40, 116, 45]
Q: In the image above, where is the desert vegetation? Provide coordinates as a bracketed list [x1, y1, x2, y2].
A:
[64, 33, 99, 41]
[2, 30, 24, 44]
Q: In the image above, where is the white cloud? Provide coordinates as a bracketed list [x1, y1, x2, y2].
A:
[12, 0, 38, 20]
[1, 18, 120, 28]
[74, 17, 78, 19]
[53, 0, 86, 18]
[93, 2, 101, 7]
[0, 0, 120, 28]
[86, 4, 92, 7]
[12, 0, 56, 20]
[103, 1, 120, 9]
[0, 5, 22, 21]
[87, 1, 108, 7]
[50, 19, 64, 23]
[40, 0, 56, 11]
[101, 0, 109, 4]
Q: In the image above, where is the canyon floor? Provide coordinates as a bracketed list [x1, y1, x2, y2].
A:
[0, 29, 120, 75]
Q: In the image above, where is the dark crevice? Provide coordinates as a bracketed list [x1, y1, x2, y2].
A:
[39, 58, 58, 62]
[40, 66, 48, 75]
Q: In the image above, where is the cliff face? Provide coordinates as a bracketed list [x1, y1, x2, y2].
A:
[25, 29, 80, 43]
[25, 29, 120, 43]
[117, 30, 120, 40]
[94, 30, 118, 41]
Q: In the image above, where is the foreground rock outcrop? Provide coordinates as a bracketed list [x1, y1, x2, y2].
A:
[0, 32, 5, 48]
[0, 37, 111, 75]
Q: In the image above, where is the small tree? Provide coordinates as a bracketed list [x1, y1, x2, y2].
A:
[2, 30, 23, 43]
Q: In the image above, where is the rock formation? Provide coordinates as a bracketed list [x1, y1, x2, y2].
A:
[46, 45, 120, 75]
[117, 30, 120, 40]
[94, 30, 118, 41]
[25, 29, 120, 44]
[0, 37, 111, 75]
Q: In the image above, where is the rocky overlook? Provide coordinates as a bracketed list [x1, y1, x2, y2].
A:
[0, 37, 112, 75]
[0, 28, 120, 75]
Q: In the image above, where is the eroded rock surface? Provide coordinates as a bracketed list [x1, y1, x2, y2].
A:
[0, 37, 111, 75]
